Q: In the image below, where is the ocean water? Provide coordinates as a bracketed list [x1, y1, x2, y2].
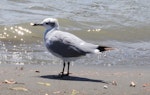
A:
[0, 0, 150, 66]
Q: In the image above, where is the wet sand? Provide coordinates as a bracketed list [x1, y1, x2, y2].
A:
[0, 64, 150, 95]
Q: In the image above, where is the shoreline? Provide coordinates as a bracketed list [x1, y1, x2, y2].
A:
[0, 64, 150, 95]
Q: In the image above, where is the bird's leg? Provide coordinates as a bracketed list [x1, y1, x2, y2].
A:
[66, 62, 70, 76]
[62, 62, 66, 75]
[59, 61, 66, 76]
[59, 61, 71, 77]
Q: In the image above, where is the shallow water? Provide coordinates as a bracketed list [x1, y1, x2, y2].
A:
[0, 0, 150, 66]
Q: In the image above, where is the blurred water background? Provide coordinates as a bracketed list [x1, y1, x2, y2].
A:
[0, 0, 150, 66]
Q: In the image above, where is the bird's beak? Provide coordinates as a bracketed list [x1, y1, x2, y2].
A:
[30, 23, 43, 26]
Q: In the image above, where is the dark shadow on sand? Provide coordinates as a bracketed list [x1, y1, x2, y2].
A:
[40, 75, 109, 84]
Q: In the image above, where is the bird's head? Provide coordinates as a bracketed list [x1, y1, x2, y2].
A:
[31, 18, 59, 30]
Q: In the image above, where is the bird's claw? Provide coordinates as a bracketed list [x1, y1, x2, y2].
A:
[58, 72, 71, 77]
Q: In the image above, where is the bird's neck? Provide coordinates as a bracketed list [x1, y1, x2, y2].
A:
[44, 27, 58, 41]
[45, 25, 59, 33]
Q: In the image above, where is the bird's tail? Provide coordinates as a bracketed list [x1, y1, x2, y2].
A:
[97, 46, 114, 52]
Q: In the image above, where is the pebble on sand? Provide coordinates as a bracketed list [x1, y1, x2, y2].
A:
[130, 81, 136, 87]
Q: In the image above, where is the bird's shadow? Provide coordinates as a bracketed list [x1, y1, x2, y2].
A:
[40, 75, 109, 84]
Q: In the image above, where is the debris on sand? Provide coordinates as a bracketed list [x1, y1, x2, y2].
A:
[130, 81, 136, 87]
[71, 89, 79, 95]
[112, 81, 117, 86]
[103, 85, 108, 89]
[35, 70, 40, 73]
[53, 91, 61, 94]
[143, 83, 150, 87]
[10, 87, 28, 91]
[37, 82, 51, 86]
[2, 79, 24, 85]
[3, 80, 17, 84]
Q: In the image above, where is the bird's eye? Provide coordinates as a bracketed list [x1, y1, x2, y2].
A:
[45, 23, 49, 25]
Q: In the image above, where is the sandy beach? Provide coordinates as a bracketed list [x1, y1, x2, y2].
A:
[0, 0, 150, 95]
[0, 64, 150, 95]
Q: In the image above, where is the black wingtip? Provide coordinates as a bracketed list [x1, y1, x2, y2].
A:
[97, 46, 114, 52]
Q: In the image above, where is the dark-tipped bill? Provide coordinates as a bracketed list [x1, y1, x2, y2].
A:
[30, 23, 43, 26]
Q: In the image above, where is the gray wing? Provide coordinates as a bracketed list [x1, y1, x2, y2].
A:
[46, 31, 98, 58]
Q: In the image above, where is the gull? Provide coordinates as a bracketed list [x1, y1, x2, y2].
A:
[31, 18, 114, 76]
